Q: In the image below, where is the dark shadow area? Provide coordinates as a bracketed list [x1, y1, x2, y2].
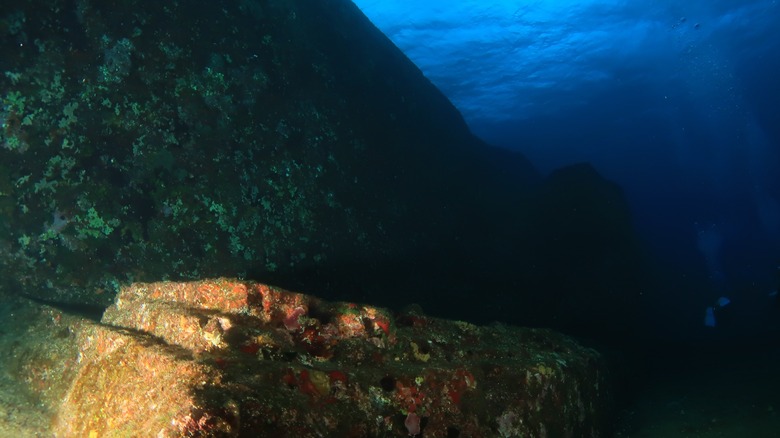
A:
[20, 294, 106, 322]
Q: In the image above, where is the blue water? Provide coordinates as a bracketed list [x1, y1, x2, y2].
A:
[354, 0, 780, 341]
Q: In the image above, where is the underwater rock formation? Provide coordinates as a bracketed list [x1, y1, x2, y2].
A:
[523, 163, 644, 334]
[0, 0, 642, 338]
[5, 279, 612, 437]
[0, 0, 510, 304]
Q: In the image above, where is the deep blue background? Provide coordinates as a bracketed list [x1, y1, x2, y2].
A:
[354, 0, 780, 340]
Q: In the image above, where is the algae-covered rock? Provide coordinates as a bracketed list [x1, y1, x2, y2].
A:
[0, 0, 496, 305]
[5, 279, 612, 437]
[0, 0, 642, 339]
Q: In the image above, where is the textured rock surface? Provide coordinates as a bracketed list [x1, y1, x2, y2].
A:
[0, 0, 528, 305]
[2, 280, 612, 437]
[0, 0, 643, 338]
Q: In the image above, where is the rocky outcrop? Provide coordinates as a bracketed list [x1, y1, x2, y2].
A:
[2, 279, 612, 437]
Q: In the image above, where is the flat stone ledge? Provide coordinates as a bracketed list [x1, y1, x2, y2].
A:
[4, 279, 612, 437]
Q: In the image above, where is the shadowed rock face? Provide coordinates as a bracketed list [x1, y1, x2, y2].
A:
[520, 163, 644, 334]
[2, 279, 612, 437]
[0, 0, 642, 339]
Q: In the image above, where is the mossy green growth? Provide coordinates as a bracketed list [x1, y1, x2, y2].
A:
[3, 90, 26, 113]
[74, 207, 120, 239]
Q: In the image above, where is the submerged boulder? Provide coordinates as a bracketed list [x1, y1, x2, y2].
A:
[4, 279, 612, 437]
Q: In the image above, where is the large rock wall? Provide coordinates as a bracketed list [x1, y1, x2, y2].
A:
[0, 0, 642, 338]
[0, 0, 528, 299]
